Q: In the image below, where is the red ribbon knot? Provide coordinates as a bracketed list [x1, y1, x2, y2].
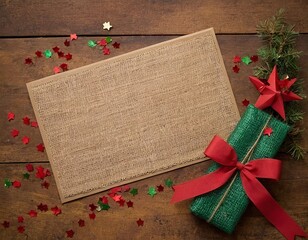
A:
[171, 135, 307, 240]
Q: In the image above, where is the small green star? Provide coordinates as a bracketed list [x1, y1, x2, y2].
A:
[241, 56, 252, 65]
[4, 179, 12, 188]
[165, 178, 173, 188]
[130, 188, 138, 196]
[23, 173, 30, 179]
[97, 200, 110, 211]
[88, 40, 97, 48]
[105, 36, 112, 44]
[147, 186, 157, 197]
[44, 49, 52, 58]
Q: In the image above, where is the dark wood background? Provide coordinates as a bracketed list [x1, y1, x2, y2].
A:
[0, 1, 307, 239]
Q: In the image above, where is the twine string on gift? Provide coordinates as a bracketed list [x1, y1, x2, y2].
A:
[207, 115, 272, 223]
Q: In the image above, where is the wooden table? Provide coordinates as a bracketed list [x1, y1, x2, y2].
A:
[0, 1, 307, 239]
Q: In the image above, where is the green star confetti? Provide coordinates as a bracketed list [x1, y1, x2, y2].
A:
[23, 173, 30, 179]
[241, 56, 252, 65]
[147, 186, 157, 197]
[130, 188, 138, 196]
[44, 49, 52, 58]
[4, 179, 12, 188]
[88, 40, 97, 48]
[105, 36, 112, 44]
[97, 200, 110, 211]
[165, 178, 173, 188]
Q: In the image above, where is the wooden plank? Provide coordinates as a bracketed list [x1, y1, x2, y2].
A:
[0, 157, 307, 240]
[1, 35, 307, 163]
[0, 0, 307, 36]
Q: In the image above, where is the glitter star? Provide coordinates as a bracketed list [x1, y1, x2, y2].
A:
[102, 22, 112, 31]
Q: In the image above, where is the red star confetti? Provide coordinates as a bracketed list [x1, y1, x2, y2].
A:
[89, 203, 97, 212]
[26, 163, 34, 172]
[242, 99, 250, 107]
[8, 112, 15, 121]
[36, 143, 45, 152]
[101, 196, 108, 204]
[35, 50, 43, 58]
[37, 203, 48, 212]
[12, 180, 21, 188]
[25, 58, 33, 65]
[66, 229, 74, 238]
[65, 53, 72, 61]
[70, 33, 78, 41]
[51, 206, 62, 216]
[2, 221, 10, 228]
[97, 39, 107, 46]
[118, 198, 126, 207]
[112, 194, 122, 202]
[22, 136, 30, 145]
[52, 46, 60, 53]
[112, 42, 120, 49]
[122, 185, 131, 192]
[126, 200, 134, 208]
[250, 55, 259, 62]
[31, 121, 38, 128]
[136, 218, 144, 227]
[17, 216, 24, 223]
[64, 39, 70, 47]
[23, 116, 30, 125]
[41, 180, 50, 189]
[35, 166, 46, 179]
[78, 219, 85, 227]
[11, 129, 19, 137]
[233, 55, 241, 63]
[60, 63, 68, 71]
[53, 66, 61, 74]
[57, 51, 65, 58]
[103, 47, 110, 55]
[110, 186, 122, 194]
[28, 210, 37, 218]
[17, 225, 25, 233]
[157, 185, 164, 192]
[89, 212, 96, 220]
[263, 127, 273, 136]
[232, 65, 240, 73]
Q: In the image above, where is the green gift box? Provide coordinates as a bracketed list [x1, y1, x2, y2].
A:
[190, 104, 290, 234]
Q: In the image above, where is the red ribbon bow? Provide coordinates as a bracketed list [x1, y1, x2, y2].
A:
[171, 136, 307, 240]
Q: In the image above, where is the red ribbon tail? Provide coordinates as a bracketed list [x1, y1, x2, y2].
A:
[171, 167, 235, 203]
[241, 171, 307, 240]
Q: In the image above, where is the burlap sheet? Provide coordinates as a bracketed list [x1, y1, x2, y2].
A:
[27, 28, 240, 202]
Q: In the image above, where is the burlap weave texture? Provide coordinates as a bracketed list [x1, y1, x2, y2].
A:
[27, 28, 239, 202]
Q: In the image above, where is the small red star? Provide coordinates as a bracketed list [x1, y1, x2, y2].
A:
[36, 143, 45, 152]
[242, 99, 250, 107]
[11, 129, 19, 137]
[35, 51, 43, 58]
[60, 63, 68, 71]
[8, 112, 15, 121]
[51, 206, 62, 216]
[57, 51, 65, 58]
[232, 65, 240, 73]
[31, 121, 38, 128]
[26, 163, 34, 172]
[126, 200, 134, 208]
[64, 39, 70, 47]
[250, 55, 258, 62]
[122, 185, 131, 192]
[25, 58, 33, 65]
[136, 218, 144, 227]
[23, 116, 30, 125]
[97, 39, 107, 46]
[17, 225, 25, 233]
[112, 194, 122, 202]
[2, 221, 10, 228]
[263, 127, 273, 136]
[65, 53, 72, 61]
[103, 47, 110, 55]
[37, 203, 48, 212]
[89, 203, 97, 211]
[101, 196, 108, 204]
[52, 46, 60, 53]
[233, 55, 241, 63]
[89, 212, 96, 220]
[118, 198, 126, 207]
[157, 185, 164, 192]
[12, 180, 21, 188]
[70, 33, 78, 41]
[41, 180, 50, 189]
[54, 66, 61, 74]
[17, 216, 24, 223]
[78, 219, 85, 227]
[28, 210, 38, 217]
[112, 42, 120, 49]
[22, 136, 30, 145]
[66, 229, 74, 238]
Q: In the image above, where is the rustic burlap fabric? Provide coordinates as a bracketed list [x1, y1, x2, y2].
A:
[27, 28, 239, 203]
[190, 105, 290, 233]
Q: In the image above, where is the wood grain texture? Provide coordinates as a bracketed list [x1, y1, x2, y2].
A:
[0, 0, 307, 36]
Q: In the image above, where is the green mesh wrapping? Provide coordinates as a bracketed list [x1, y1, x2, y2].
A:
[190, 105, 290, 234]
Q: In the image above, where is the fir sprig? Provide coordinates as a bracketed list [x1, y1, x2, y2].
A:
[254, 9, 306, 160]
